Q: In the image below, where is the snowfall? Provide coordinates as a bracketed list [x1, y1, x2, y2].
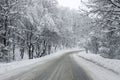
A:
[0, 48, 120, 80]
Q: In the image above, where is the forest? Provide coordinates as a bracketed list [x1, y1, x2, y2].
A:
[83, 0, 120, 59]
[0, 0, 120, 62]
[0, 0, 90, 62]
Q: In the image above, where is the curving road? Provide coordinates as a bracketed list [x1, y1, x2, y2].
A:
[2, 51, 92, 80]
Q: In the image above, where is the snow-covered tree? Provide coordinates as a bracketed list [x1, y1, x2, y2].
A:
[0, 0, 28, 62]
[83, 0, 120, 59]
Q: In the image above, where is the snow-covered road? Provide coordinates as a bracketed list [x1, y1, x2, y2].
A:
[0, 50, 91, 80]
[0, 50, 120, 80]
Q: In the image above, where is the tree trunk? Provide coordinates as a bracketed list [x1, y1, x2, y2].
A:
[20, 48, 24, 59]
[28, 43, 34, 59]
[40, 40, 47, 57]
[4, 7, 9, 47]
[31, 44, 34, 59]
[28, 44, 31, 59]
[36, 44, 40, 57]
[48, 45, 51, 55]
[12, 44, 15, 60]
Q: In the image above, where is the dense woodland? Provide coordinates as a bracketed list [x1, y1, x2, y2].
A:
[0, 0, 120, 62]
[0, 0, 91, 62]
[83, 0, 120, 59]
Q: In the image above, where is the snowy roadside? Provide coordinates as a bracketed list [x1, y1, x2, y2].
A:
[77, 51, 120, 75]
[0, 48, 80, 75]
[72, 54, 120, 80]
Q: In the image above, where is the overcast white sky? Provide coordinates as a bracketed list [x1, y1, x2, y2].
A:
[57, 0, 88, 10]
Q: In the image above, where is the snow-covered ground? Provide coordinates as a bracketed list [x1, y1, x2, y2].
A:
[0, 49, 120, 80]
[77, 52, 120, 75]
[0, 48, 79, 75]
[73, 51, 120, 80]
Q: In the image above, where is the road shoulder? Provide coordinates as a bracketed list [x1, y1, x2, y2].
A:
[72, 54, 120, 80]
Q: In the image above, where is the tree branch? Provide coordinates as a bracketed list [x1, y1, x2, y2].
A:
[109, 0, 120, 8]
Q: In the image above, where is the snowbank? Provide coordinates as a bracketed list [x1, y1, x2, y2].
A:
[78, 52, 120, 75]
[0, 48, 80, 75]
[73, 54, 120, 80]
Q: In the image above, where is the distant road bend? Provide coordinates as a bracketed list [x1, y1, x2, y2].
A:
[2, 51, 93, 80]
